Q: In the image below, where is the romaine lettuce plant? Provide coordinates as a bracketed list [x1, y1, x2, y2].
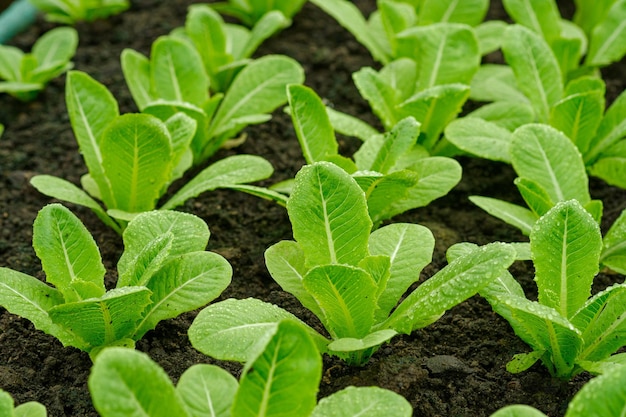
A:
[502, 0, 626, 76]
[169, 4, 294, 93]
[350, 57, 475, 155]
[90, 320, 412, 417]
[0, 204, 232, 360]
[471, 200, 626, 379]
[28, 0, 129, 23]
[0, 389, 46, 417]
[445, 62, 626, 188]
[0, 27, 77, 101]
[208, 0, 307, 27]
[311, 0, 487, 155]
[310, 0, 489, 64]
[188, 161, 516, 366]
[280, 84, 461, 226]
[467, 123, 626, 275]
[121, 33, 304, 163]
[30, 70, 282, 233]
[490, 362, 626, 416]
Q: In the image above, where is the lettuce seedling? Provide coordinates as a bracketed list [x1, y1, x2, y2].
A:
[121, 33, 304, 163]
[454, 63, 626, 189]
[312, 1, 485, 153]
[491, 363, 626, 416]
[502, 0, 626, 74]
[188, 161, 516, 366]
[280, 84, 461, 226]
[310, 0, 489, 64]
[467, 123, 626, 275]
[0, 27, 77, 101]
[472, 200, 626, 379]
[209, 0, 307, 27]
[350, 58, 475, 155]
[30, 70, 282, 233]
[0, 389, 46, 417]
[90, 320, 412, 417]
[0, 204, 231, 360]
[28, 0, 129, 23]
[170, 4, 293, 93]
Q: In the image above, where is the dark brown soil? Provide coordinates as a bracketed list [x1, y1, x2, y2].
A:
[1, 1, 625, 416]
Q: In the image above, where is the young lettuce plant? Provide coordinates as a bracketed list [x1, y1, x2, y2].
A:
[467, 123, 626, 275]
[0, 389, 46, 417]
[30, 70, 281, 233]
[208, 0, 307, 27]
[280, 84, 461, 226]
[0, 27, 77, 101]
[501, 0, 626, 76]
[0, 204, 232, 360]
[309, 0, 490, 64]
[90, 321, 412, 417]
[28, 0, 129, 23]
[466, 200, 626, 379]
[188, 161, 516, 366]
[350, 56, 476, 155]
[450, 25, 626, 188]
[490, 363, 626, 417]
[121, 32, 304, 164]
[170, 4, 295, 93]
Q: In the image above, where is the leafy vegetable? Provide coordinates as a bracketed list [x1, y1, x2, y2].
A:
[121, 33, 304, 163]
[189, 161, 515, 366]
[490, 353, 626, 416]
[30, 70, 282, 233]
[209, 0, 307, 27]
[0, 27, 77, 101]
[0, 204, 231, 360]
[471, 199, 626, 379]
[351, 59, 474, 155]
[502, 0, 626, 72]
[280, 84, 461, 226]
[310, 0, 489, 64]
[28, 0, 129, 23]
[454, 55, 626, 189]
[170, 4, 294, 92]
[90, 320, 412, 417]
[0, 389, 47, 417]
[466, 123, 626, 275]
[311, 0, 488, 153]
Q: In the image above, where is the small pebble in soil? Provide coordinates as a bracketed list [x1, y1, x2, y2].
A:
[424, 355, 475, 375]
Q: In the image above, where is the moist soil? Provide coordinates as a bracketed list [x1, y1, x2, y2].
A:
[1, 1, 625, 416]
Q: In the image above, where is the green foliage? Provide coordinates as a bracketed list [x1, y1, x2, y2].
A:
[0, 27, 77, 101]
[30, 70, 282, 233]
[209, 0, 307, 27]
[502, 0, 626, 70]
[0, 204, 231, 360]
[316, 6, 485, 154]
[0, 389, 47, 417]
[28, 0, 129, 23]
[121, 33, 304, 163]
[279, 84, 461, 225]
[90, 320, 412, 417]
[351, 59, 473, 154]
[466, 123, 626, 275]
[189, 162, 515, 366]
[454, 58, 626, 189]
[172, 4, 293, 92]
[310, 0, 488, 64]
[490, 359, 626, 416]
[474, 200, 626, 379]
